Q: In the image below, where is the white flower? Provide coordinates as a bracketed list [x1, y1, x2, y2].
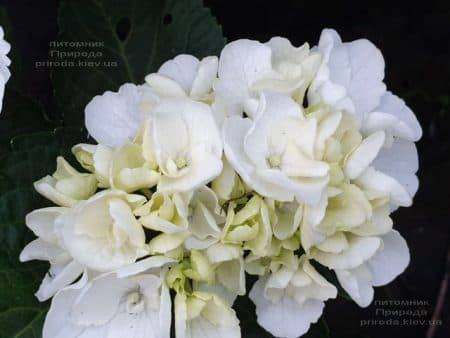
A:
[184, 186, 245, 297]
[309, 29, 422, 209]
[43, 257, 173, 338]
[249, 256, 337, 338]
[223, 91, 329, 205]
[20, 207, 84, 301]
[215, 38, 321, 116]
[309, 28, 386, 125]
[335, 230, 409, 307]
[136, 191, 189, 234]
[211, 158, 248, 202]
[356, 138, 419, 210]
[58, 190, 148, 272]
[146, 54, 218, 101]
[72, 141, 160, 192]
[85, 83, 158, 147]
[175, 291, 241, 338]
[363, 91, 422, 145]
[34, 157, 97, 207]
[147, 97, 223, 192]
[0, 26, 11, 113]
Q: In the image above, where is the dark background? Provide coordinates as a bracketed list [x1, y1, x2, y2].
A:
[0, 0, 449, 337]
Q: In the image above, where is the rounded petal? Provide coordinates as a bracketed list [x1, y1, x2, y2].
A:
[365, 91, 422, 141]
[335, 264, 374, 307]
[223, 116, 300, 202]
[85, 83, 143, 147]
[72, 274, 135, 326]
[43, 273, 89, 338]
[344, 131, 385, 179]
[25, 207, 67, 243]
[250, 277, 324, 338]
[190, 56, 218, 99]
[20, 238, 69, 264]
[313, 235, 381, 270]
[321, 29, 386, 120]
[355, 167, 412, 208]
[145, 73, 188, 97]
[367, 230, 410, 286]
[36, 260, 84, 302]
[372, 139, 419, 201]
[158, 54, 199, 92]
[216, 39, 274, 110]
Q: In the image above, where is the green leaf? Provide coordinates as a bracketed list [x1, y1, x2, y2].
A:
[51, 0, 226, 126]
[0, 189, 50, 338]
[0, 90, 54, 156]
[0, 128, 85, 192]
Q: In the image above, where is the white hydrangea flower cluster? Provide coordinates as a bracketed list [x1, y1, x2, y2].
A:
[20, 29, 422, 338]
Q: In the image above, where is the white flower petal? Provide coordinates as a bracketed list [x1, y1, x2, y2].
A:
[317, 29, 386, 122]
[223, 116, 295, 201]
[0, 26, 11, 114]
[367, 230, 410, 286]
[158, 54, 199, 92]
[365, 91, 422, 141]
[216, 258, 246, 296]
[116, 255, 176, 278]
[72, 274, 135, 326]
[20, 238, 69, 264]
[250, 277, 324, 338]
[85, 83, 145, 147]
[216, 39, 274, 110]
[36, 260, 84, 302]
[43, 272, 89, 338]
[344, 131, 385, 179]
[190, 56, 218, 99]
[356, 167, 412, 207]
[335, 264, 374, 307]
[313, 235, 381, 270]
[25, 207, 67, 243]
[372, 139, 419, 201]
[145, 73, 188, 97]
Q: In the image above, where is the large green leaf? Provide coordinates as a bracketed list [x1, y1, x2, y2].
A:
[0, 128, 85, 192]
[0, 189, 50, 338]
[51, 0, 226, 125]
[0, 90, 54, 157]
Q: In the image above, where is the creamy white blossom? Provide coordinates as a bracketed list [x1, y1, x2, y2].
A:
[43, 257, 173, 338]
[58, 190, 148, 272]
[223, 91, 329, 205]
[0, 26, 11, 113]
[250, 256, 337, 338]
[20, 207, 84, 301]
[335, 230, 409, 307]
[34, 157, 97, 207]
[146, 54, 218, 101]
[147, 97, 223, 192]
[175, 291, 241, 338]
[20, 27, 423, 338]
[215, 37, 321, 117]
[85, 83, 158, 147]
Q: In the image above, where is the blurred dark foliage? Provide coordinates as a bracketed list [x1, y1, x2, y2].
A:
[0, 0, 448, 337]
